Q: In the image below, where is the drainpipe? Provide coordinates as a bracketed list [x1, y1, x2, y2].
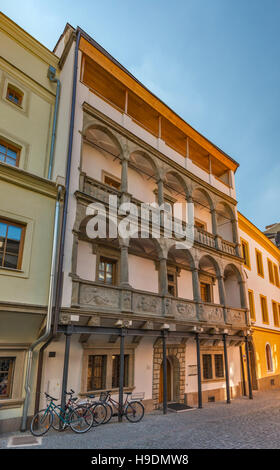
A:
[53, 30, 81, 335]
[20, 185, 63, 432]
[47, 66, 61, 180]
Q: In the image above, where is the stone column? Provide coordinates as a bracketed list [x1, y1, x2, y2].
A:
[159, 257, 168, 296]
[121, 158, 128, 193]
[192, 268, 201, 302]
[211, 208, 218, 235]
[120, 239, 130, 287]
[157, 178, 165, 206]
[217, 275, 226, 306]
[71, 232, 79, 278]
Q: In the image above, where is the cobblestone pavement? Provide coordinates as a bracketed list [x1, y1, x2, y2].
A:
[2, 390, 280, 449]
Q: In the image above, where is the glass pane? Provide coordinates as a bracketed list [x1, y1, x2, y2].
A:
[7, 225, 22, 241]
[214, 355, 224, 378]
[5, 156, 17, 166]
[3, 253, 18, 269]
[0, 144, 6, 154]
[99, 262, 104, 271]
[0, 154, 4, 162]
[6, 239, 20, 256]
[106, 272, 112, 284]
[0, 223, 7, 238]
[106, 263, 113, 273]
[6, 148, 17, 158]
[98, 271, 104, 282]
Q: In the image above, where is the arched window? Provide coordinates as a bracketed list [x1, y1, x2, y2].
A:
[265, 343, 273, 372]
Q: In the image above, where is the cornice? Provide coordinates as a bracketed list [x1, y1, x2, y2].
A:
[238, 212, 280, 263]
[0, 163, 61, 199]
[0, 12, 58, 67]
[82, 102, 237, 207]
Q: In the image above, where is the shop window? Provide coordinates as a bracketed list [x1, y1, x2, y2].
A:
[87, 355, 107, 391]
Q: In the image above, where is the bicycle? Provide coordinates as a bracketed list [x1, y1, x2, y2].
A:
[30, 392, 94, 436]
[81, 393, 107, 427]
[100, 391, 145, 423]
[51, 389, 83, 431]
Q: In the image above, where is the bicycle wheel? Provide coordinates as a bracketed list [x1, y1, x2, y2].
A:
[125, 401, 144, 423]
[91, 403, 107, 427]
[69, 405, 94, 433]
[102, 402, 113, 424]
[52, 410, 69, 431]
[30, 409, 53, 436]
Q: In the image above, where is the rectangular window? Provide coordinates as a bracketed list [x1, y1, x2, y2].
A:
[260, 295, 269, 324]
[248, 290, 256, 321]
[267, 259, 274, 284]
[241, 239, 250, 269]
[112, 354, 129, 388]
[202, 354, 213, 380]
[87, 355, 107, 391]
[103, 174, 121, 190]
[273, 264, 280, 288]
[98, 257, 116, 285]
[214, 354, 224, 378]
[0, 220, 25, 270]
[0, 357, 15, 398]
[200, 282, 212, 303]
[0, 140, 20, 167]
[256, 249, 264, 277]
[272, 301, 279, 327]
[6, 85, 23, 106]
[167, 269, 177, 297]
[194, 219, 207, 231]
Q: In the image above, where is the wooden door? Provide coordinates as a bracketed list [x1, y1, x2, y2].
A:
[159, 359, 171, 403]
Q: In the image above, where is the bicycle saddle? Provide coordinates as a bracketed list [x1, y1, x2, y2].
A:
[86, 394, 95, 399]
[45, 392, 58, 401]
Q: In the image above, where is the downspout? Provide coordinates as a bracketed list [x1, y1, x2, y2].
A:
[20, 185, 63, 431]
[53, 30, 81, 335]
[47, 66, 61, 180]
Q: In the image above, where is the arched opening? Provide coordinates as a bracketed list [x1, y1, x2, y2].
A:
[163, 171, 189, 223]
[224, 264, 243, 308]
[128, 236, 162, 293]
[192, 188, 214, 234]
[83, 126, 122, 186]
[198, 255, 221, 304]
[265, 343, 273, 372]
[216, 202, 236, 243]
[167, 245, 194, 299]
[128, 151, 158, 203]
[159, 355, 181, 403]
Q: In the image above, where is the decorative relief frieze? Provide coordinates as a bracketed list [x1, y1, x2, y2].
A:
[133, 293, 161, 315]
[79, 285, 119, 309]
[173, 301, 196, 321]
[226, 308, 246, 326]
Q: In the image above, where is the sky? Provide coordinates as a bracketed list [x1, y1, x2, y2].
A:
[1, 0, 280, 230]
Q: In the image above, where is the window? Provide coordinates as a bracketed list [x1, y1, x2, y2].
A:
[256, 249, 264, 277]
[0, 139, 20, 167]
[265, 344, 273, 372]
[6, 85, 23, 106]
[202, 354, 213, 380]
[202, 352, 224, 381]
[167, 268, 177, 296]
[200, 282, 212, 303]
[194, 219, 207, 231]
[273, 264, 280, 288]
[268, 259, 274, 284]
[87, 355, 107, 391]
[103, 174, 121, 190]
[260, 295, 269, 324]
[98, 257, 116, 285]
[214, 354, 224, 378]
[0, 220, 25, 270]
[241, 239, 250, 269]
[112, 354, 129, 388]
[272, 301, 279, 327]
[248, 290, 256, 321]
[0, 357, 15, 398]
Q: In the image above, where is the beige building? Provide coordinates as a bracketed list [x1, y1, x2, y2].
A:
[0, 13, 70, 431]
[36, 24, 252, 416]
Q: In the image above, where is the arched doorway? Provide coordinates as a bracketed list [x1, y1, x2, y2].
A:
[159, 358, 172, 403]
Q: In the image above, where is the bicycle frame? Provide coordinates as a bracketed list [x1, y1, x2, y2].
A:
[44, 399, 70, 425]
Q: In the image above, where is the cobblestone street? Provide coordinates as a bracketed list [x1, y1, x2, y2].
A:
[2, 390, 280, 449]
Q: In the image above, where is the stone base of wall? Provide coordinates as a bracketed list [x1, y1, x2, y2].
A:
[0, 416, 32, 434]
[185, 384, 242, 407]
[257, 374, 280, 391]
[142, 398, 154, 413]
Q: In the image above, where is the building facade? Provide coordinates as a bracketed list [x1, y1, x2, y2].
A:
[0, 13, 69, 432]
[37, 25, 252, 416]
[238, 213, 280, 391]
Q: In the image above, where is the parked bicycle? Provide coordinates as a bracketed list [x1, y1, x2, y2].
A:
[80, 393, 107, 427]
[30, 392, 94, 436]
[100, 390, 145, 423]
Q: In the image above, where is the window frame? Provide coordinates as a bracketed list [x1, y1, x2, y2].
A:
[200, 281, 212, 303]
[260, 294, 269, 324]
[6, 85, 23, 107]
[167, 266, 178, 297]
[240, 238, 251, 270]
[0, 139, 20, 167]
[103, 172, 121, 191]
[87, 354, 107, 391]
[97, 256, 117, 286]
[248, 289, 256, 321]
[272, 301, 280, 327]
[255, 249, 264, 278]
[0, 357, 15, 399]
[273, 263, 280, 288]
[265, 343, 273, 372]
[201, 350, 225, 382]
[0, 218, 26, 270]
[267, 258, 274, 284]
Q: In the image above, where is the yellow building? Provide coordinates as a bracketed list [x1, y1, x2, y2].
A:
[0, 13, 67, 432]
[238, 212, 280, 391]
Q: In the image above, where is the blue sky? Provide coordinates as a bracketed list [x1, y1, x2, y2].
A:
[2, 0, 280, 230]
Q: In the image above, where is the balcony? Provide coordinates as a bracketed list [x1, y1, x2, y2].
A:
[78, 174, 240, 258]
[69, 279, 248, 328]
